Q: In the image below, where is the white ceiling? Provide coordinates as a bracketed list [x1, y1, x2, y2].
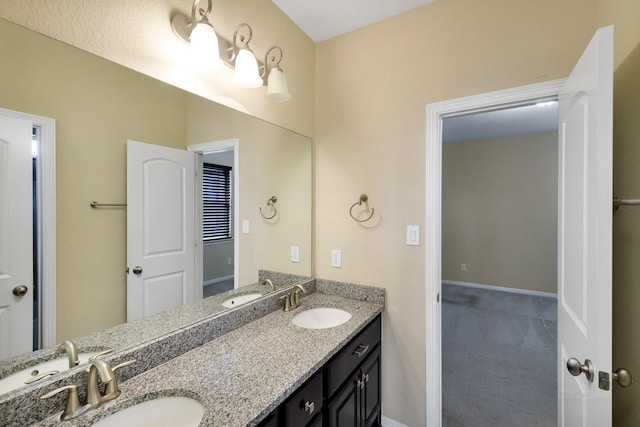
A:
[442, 102, 559, 144]
[272, 0, 436, 42]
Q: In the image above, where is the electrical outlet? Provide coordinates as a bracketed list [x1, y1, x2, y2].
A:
[331, 249, 342, 268]
[291, 246, 300, 263]
[242, 219, 250, 234]
[460, 263, 467, 272]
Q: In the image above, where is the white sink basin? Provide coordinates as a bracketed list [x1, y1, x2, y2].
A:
[0, 351, 104, 394]
[221, 293, 262, 308]
[91, 396, 204, 427]
[292, 308, 352, 329]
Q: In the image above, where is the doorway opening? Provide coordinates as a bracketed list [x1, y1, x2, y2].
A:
[32, 125, 42, 350]
[189, 139, 240, 300]
[202, 150, 235, 297]
[440, 102, 558, 425]
[425, 80, 565, 426]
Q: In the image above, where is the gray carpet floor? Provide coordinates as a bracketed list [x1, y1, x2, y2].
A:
[442, 283, 557, 427]
[203, 278, 234, 298]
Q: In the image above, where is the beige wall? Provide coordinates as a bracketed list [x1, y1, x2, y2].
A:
[315, 0, 596, 424]
[0, 19, 189, 340]
[598, 0, 640, 425]
[0, 0, 315, 138]
[442, 133, 558, 294]
[203, 243, 233, 283]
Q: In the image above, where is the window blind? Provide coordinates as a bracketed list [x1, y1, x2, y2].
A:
[202, 163, 232, 241]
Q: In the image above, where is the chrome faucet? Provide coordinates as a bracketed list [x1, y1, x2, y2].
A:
[280, 284, 306, 311]
[57, 340, 79, 369]
[87, 359, 136, 405]
[262, 278, 276, 292]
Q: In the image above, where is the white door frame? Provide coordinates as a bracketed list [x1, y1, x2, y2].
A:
[0, 107, 56, 347]
[424, 80, 564, 426]
[189, 138, 240, 294]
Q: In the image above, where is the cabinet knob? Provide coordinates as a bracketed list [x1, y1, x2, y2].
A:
[304, 400, 315, 414]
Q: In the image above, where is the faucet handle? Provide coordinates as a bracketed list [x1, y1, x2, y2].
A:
[104, 359, 136, 397]
[41, 384, 88, 421]
[113, 358, 136, 371]
[89, 348, 115, 362]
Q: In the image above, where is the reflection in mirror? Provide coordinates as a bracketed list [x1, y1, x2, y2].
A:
[0, 17, 311, 392]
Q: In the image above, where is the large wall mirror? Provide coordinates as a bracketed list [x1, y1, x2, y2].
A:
[0, 17, 311, 390]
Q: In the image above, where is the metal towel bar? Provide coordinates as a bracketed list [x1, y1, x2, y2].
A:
[90, 201, 127, 208]
[613, 197, 640, 211]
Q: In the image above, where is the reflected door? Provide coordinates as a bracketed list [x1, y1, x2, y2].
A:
[126, 140, 196, 321]
[0, 114, 33, 358]
[558, 26, 613, 426]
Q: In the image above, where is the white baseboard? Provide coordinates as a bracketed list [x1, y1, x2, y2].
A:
[382, 415, 410, 427]
[204, 274, 234, 287]
[442, 279, 557, 299]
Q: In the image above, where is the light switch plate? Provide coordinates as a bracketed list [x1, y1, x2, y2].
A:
[242, 219, 250, 234]
[406, 225, 420, 246]
[331, 249, 342, 268]
[291, 246, 300, 263]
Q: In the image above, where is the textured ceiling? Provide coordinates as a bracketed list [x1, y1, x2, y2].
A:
[272, 0, 436, 42]
[443, 102, 559, 143]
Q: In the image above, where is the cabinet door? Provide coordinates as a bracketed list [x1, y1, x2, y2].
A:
[362, 347, 381, 427]
[284, 371, 323, 426]
[327, 373, 359, 427]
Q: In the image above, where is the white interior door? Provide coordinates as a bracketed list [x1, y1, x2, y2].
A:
[558, 25, 613, 426]
[127, 140, 196, 322]
[0, 115, 33, 358]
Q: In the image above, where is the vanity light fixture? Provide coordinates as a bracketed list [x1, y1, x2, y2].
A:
[171, 0, 223, 70]
[264, 47, 291, 102]
[171, 1, 292, 101]
[230, 24, 263, 88]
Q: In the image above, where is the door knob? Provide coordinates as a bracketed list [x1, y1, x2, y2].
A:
[613, 368, 634, 388]
[567, 357, 594, 382]
[12, 285, 28, 296]
[132, 266, 143, 275]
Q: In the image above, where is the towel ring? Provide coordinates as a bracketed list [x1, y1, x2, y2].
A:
[349, 194, 374, 223]
[259, 196, 278, 220]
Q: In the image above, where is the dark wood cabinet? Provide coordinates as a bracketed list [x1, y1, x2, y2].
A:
[259, 314, 381, 427]
[327, 346, 381, 427]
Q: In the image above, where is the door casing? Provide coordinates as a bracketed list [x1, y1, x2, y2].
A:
[424, 79, 565, 425]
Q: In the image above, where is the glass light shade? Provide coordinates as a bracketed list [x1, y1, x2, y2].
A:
[190, 21, 223, 69]
[233, 48, 263, 88]
[265, 68, 291, 102]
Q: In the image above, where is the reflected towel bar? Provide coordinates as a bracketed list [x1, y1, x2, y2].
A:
[90, 201, 127, 208]
[613, 197, 640, 210]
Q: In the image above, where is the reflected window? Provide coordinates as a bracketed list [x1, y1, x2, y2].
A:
[202, 163, 232, 241]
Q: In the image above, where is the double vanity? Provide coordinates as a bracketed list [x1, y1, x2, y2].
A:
[0, 277, 384, 426]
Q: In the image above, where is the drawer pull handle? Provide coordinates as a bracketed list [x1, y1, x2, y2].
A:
[363, 373, 370, 383]
[353, 344, 370, 358]
[304, 400, 315, 414]
[357, 379, 364, 390]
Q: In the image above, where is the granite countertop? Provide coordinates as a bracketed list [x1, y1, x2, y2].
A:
[35, 292, 383, 427]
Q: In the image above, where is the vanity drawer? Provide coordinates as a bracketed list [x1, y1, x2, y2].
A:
[326, 315, 381, 398]
[284, 370, 323, 426]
